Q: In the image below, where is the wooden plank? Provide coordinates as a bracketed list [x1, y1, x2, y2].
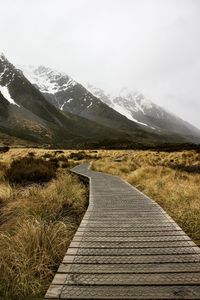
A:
[58, 262, 200, 274]
[60, 285, 200, 299]
[52, 272, 200, 285]
[77, 227, 182, 232]
[73, 235, 190, 242]
[75, 230, 187, 237]
[67, 247, 199, 256]
[63, 254, 200, 264]
[69, 240, 195, 248]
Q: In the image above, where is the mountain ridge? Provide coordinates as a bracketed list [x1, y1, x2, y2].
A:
[20, 64, 200, 144]
[0, 54, 199, 148]
[0, 54, 137, 147]
[87, 85, 200, 137]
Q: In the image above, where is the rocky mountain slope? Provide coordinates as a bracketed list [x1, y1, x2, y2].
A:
[21, 64, 200, 144]
[21, 64, 197, 144]
[21, 65, 151, 132]
[0, 54, 136, 148]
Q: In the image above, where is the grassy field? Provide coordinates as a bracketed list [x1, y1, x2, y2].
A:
[0, 149, 90, 299]
[0, 147, 199, 299]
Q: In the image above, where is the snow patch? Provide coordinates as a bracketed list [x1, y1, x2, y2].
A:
[87, 102, 93, 108]
[60, 98, 73, 110]
[60, 101, 66, 111]
[0, 85, 20, 107]
[131, 117, 156, 130]
[112, 102, 154, 128]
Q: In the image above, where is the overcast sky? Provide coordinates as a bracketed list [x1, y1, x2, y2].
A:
[1, 0, 200, 128]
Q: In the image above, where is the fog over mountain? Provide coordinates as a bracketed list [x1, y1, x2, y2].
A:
[1, 0, 200, 128]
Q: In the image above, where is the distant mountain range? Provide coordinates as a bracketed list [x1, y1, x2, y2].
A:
[21, 64, 200, 144]
[87, 85, 200, 140]
[0, 53, 199, 148]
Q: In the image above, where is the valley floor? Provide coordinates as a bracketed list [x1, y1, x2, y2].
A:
[0, 148, 199, 299]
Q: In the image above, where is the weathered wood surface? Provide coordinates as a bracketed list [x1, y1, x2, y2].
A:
[44, 163, 200, 299]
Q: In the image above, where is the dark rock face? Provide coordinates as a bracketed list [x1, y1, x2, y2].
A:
[0, 92, 9, 120]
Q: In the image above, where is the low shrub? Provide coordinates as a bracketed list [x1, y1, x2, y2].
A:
[61, 162, 69, 168]
[0, 146, 10, 153]
[5, 157, 58, 186]
[168, 163, 200, 174]
[58, 155, 68, 162]
[69, 151, 87, 160]
[28, 152, 35, 157]
[42, 153, 53, 159]
[54, 150, 64, 155]
[69, 151, 98, 161]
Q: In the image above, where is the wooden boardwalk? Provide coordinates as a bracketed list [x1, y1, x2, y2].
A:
[45, 163, 200, 299]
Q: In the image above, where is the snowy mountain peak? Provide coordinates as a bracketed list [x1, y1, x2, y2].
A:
[118, 87, 153, 110]
[86, 84, 112, 106]
[20, 65, 77, 94]
[87, 84, 155, 121]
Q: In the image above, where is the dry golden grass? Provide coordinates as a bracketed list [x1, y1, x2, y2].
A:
[0, 150, 88, 299]
[0, 148, 100, 165]
[92, 149, 200, 246]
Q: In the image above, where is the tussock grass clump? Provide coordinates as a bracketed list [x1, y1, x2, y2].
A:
[5, 157, 58, 185]
[28, 151, 35, 157]
[68, 150, 99, 161]
[0, 146, 10, 153]
[58, 155, 69, 162]
[69, 151, 88, 160]
[42, 152, 53, 159]
[0, 218, 74, 299]
[168, 163, 200, 174]
[0, 171, 87, 299]
[0, 162, 6, 182]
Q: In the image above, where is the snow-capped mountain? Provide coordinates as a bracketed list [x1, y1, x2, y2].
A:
[20, 65, 162, 138]
[87, 85, 156, 129]
[21, 65, 77, 96]
[87, 85, 200, 141]
[18, 63, 200, 144]
[20, 65, 101, 113]
[1, 53, 139, 147]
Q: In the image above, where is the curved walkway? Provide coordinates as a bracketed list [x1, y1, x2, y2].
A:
[45, 163, 200, 299]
